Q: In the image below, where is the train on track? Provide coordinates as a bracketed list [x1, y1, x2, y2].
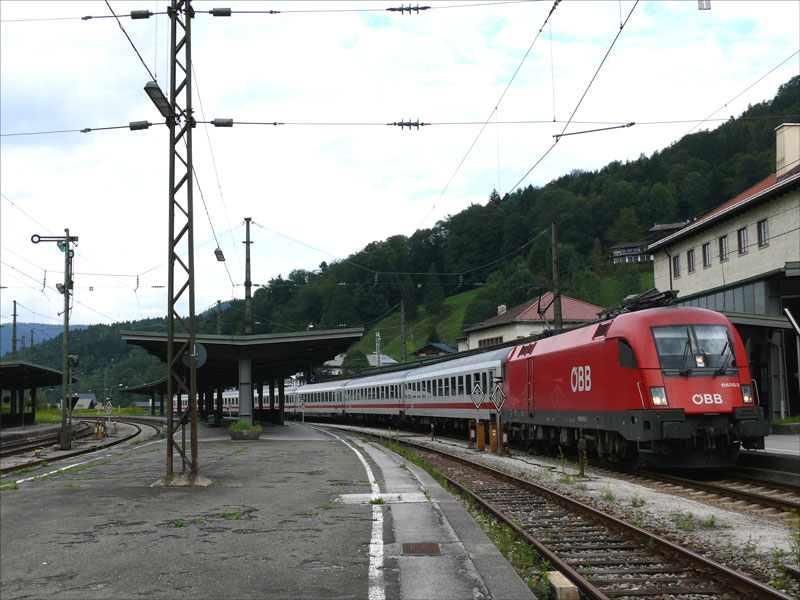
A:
[182, 307, 770, 468]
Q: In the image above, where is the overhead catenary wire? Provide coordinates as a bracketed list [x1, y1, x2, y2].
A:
[506, 0, 638, 194]
[190, 62, 243, 276]
[104, 0, 157, 82]
[685, 49, 800, 136]
[417, 0, 561, 230]
[6, 114, 800, 139]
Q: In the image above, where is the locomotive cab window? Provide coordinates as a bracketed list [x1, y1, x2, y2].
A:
[651, 325, 736, 371]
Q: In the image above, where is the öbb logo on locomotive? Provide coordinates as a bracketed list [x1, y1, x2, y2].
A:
[693, 393, 723, 405]
[570, 365, 592, 392]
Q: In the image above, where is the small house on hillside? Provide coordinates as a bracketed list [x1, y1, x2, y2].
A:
[460, 292, 604, 351]
[411, 343, 458, 359]
[321, 353, 399, 377]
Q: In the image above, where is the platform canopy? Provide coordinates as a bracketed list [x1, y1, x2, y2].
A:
[120, 328, 364, 388]
[123, 376, 168, 396]
[0, 360, 75, 391]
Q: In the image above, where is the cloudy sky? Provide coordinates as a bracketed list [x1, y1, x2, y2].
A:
[1, 0, 798, 333]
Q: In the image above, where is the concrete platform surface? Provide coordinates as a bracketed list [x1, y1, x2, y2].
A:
[1, 421, 533, 600]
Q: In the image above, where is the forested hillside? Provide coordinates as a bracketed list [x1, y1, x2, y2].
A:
[6, 76, 798, 394]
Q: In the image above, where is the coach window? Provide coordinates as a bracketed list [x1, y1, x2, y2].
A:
[458, 376, 464, 395]
[444, 378, 450, 396]
[466, 374, 472, 392]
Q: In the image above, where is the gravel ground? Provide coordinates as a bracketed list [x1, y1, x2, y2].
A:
[333, 424, 800, 598]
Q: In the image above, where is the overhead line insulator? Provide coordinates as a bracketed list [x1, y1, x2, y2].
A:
[390, 120, 427, 130]
[209, 8, 231, 17]
[387, 4, 430, 14]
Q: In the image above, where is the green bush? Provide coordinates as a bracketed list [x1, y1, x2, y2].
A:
[229, 421, 262, 431]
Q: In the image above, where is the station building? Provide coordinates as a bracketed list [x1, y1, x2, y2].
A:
[647, 123, 800, 422]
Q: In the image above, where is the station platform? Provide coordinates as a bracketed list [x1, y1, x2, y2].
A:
[0, 421, 534, 600]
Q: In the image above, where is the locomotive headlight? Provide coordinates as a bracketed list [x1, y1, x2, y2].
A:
[741, 384, 754, 405]
[650, 386, 669, 407]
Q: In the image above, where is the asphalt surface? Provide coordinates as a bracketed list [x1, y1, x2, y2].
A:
[0, 421, 532, 600]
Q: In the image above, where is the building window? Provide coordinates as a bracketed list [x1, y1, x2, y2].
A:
[737, 227, 748, 254]
[719, 235, 729, 262]
[687, 249, 696, 273]
[672, 255, 680, 278]
[702, 243, 712, 268]
[757, 219, 769, 247]
[478, 336, 503, 348]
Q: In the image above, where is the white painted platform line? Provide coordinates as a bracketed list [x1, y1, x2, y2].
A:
[319, 428, 385, 600]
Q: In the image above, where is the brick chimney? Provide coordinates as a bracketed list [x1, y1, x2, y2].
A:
[776, 123, 800, 181]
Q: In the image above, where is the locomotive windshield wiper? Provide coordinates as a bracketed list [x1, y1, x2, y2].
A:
[716, 341, 731, 376]
[679, 337, 692, 376]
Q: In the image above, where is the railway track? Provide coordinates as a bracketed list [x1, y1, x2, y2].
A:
[0, 419, 161, 475]
[0, 421, 94, 458]
[588, 464, 800, 522]
[368, 433, 794, 600]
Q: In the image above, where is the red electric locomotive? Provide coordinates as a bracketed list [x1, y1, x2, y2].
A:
[503, 307, 768, 468]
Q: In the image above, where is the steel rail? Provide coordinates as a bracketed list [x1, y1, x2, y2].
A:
[0, 422, 93, 457]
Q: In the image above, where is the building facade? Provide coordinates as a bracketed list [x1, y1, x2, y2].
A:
[647, 124, 800, 422]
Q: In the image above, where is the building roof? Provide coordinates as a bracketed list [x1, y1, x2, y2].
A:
[649, 222, 689, 233]
[647, 171, 800, 252]
[464, 293, 604, 333]
[412, 343, 458, 356]
[610, 241, 649, 250]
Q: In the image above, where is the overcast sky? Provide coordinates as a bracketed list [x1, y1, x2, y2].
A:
[1, 0, 798, 334]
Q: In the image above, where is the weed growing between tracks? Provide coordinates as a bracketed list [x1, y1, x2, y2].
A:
[378, 438, 553, 596]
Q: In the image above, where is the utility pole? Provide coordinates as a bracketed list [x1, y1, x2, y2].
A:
[12, 300, 17, 359]
[216, 300, 222, 335]
[239, 217, 254, 426]
[400, 300, 406, 363]
[376, 331, 382, 368]
[551, 222, 562, 331]
[163, 0, 198, 480]
[244, 217, 253, 335]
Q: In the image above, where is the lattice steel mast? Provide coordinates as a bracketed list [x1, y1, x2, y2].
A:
[164, 0, 198, 480]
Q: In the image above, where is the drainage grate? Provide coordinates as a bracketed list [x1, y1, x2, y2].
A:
[401, 542, 441, 555]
